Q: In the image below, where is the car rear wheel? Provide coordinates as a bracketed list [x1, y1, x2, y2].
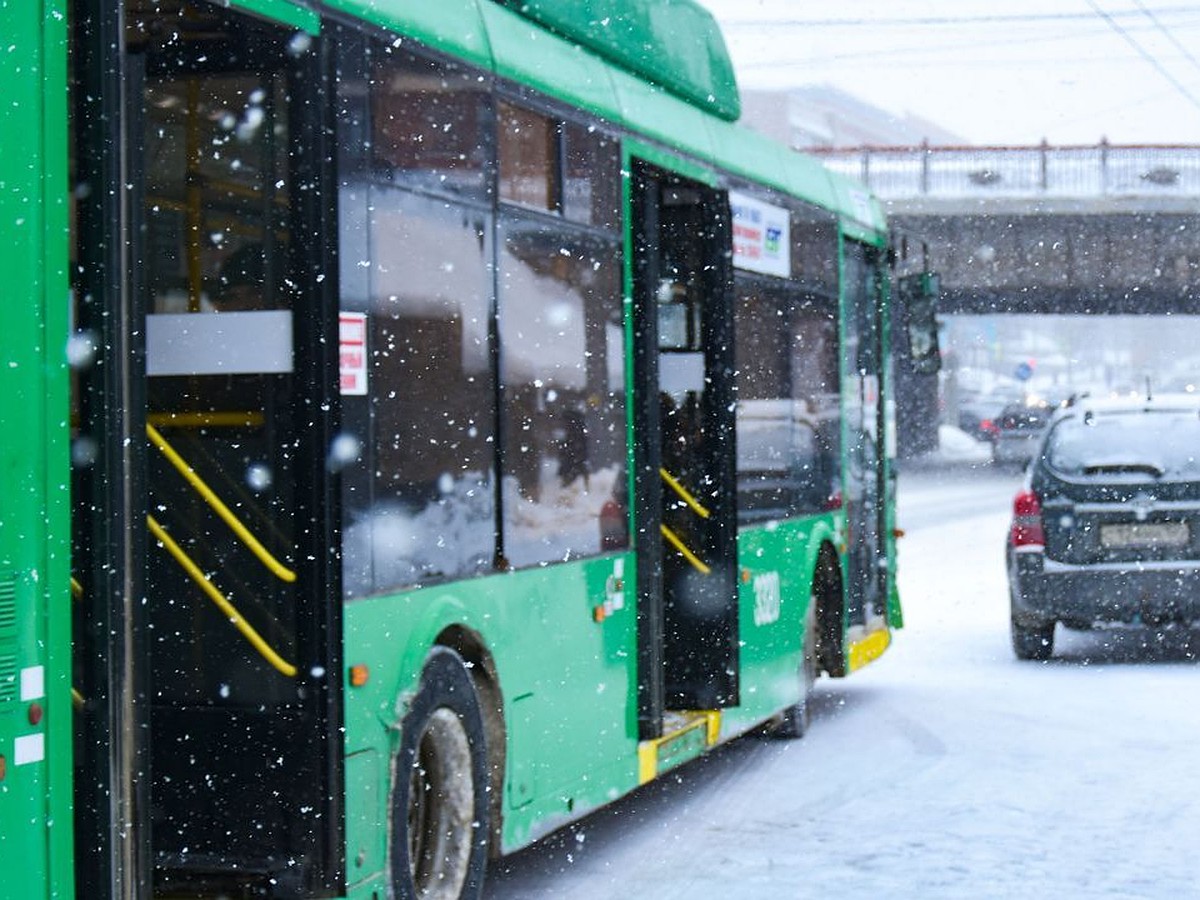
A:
[1011, 615, 1055, 661]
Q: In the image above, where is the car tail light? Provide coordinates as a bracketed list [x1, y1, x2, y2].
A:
[981, 418, 999, 439]
[599, 499, 628, 550]
[1010, 489, 1045, 548]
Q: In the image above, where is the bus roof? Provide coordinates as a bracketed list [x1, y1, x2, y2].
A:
[320, 0, 886, 237]
[491, 0, 741, 122]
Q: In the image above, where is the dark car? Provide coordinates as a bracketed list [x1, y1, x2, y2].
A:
[992, 396, 1061, 467]
[957, 397, 1004, 444]
[1006, 393, 1200, 659]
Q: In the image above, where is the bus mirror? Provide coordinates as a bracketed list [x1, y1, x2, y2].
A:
[899, 272, 941, 375]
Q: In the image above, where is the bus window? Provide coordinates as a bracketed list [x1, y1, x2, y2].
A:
[369, 41, 490, 201]
[337, 36, 497, 597]
[497, 219, 625, 568]
[499, 102, 559, 212]
[563, 121, 620, 228]
[734, 280, 840, 522]
[498, 103, 621, 228]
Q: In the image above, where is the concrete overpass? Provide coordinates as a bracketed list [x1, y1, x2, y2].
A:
[815, 143, 1200, 454]
[819, 143, 1200, 315]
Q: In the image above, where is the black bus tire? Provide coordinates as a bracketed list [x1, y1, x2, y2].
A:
[814, 549, 846, 678]
[773, 601, 818, 739]
[391, 647, 490, 900]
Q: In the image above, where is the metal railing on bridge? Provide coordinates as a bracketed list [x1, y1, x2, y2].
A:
[812, 142, 1200, 200]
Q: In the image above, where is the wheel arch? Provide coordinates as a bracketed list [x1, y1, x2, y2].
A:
[433, 624, 507, 858]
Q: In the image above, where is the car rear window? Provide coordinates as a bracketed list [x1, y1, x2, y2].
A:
[1045, 409, 1200, 479]
[1000, 403, 1054, 430]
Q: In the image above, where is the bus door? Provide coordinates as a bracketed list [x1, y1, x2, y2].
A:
[72, 3, 341, 896]
[842, 242, 888, 632]
[631, 162, 739, 736]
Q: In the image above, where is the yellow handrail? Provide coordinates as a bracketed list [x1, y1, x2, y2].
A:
[660, 468, 711, 519]
[148, 411, 264, 429]
[146, 423, 296, 584]
[660, 524, 711, 575]
[147, 514, 297, 678]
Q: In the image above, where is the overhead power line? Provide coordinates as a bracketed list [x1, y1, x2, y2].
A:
[1132, 0, 1200, 77]
[726, 16, 1200, 70]
[718, 7, 1200, 29]
[1085, 0, 1200, 116]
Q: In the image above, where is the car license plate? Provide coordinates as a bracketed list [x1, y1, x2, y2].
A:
[1099, 521, 1190, 549]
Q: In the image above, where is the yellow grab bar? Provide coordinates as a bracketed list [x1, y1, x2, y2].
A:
[146, 423, 296, 584]
[659, 468, 711, 519]
[147, 514, 297, 678]
[660, 524, 711, 575]
[148, 411, 264, 429]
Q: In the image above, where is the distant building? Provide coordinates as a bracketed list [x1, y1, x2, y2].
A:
[739, 84, 964, 150]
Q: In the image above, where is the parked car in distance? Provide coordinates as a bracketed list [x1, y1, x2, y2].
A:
[992, 395, 1062, 467]
[1007, 392, 1200, 659]
[957, 395, 1006, 444]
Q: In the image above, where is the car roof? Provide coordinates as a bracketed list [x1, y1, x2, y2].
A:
[1052, 391, 1200, 421]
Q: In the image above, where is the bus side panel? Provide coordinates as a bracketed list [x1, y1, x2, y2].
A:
[341, 553, 641, 868]
[492, 556, 641, 849]
[0, 2, 73, 898]
[726, 515, 836, 737]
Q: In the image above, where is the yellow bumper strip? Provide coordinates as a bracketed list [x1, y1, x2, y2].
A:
[660, 524, 711, 575]
[847, 628, 891, 673]
[637, 741, 657, 785]
[637, 710, 721, 784]
[147, 514, 297, 677]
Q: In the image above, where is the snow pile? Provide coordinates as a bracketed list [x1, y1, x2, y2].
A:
[935, 425, 993, 463]
[904, 425, 994, 469]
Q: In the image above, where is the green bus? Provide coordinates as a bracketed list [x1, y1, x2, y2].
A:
[1, 1, 936, 897]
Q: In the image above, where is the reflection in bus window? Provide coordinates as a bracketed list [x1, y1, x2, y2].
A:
[369, 42, 489, 200]
[337, 34, 498, 597]
[499, 102, 558, 211]
[563, 121, 620, 228]
[339, 191, 496, 596]
[498, 218, 626, 568]
[735, 281, 840, 522]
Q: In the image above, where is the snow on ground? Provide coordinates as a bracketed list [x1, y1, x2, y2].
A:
[485, 465, 1200, 899]
[930, 424, 994, 465]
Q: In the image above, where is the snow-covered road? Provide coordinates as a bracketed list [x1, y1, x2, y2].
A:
[485, 465, 1200, 899]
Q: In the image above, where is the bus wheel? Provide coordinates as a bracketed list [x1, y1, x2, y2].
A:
[392, 647, 490, 900]
[814, 550, 846, 678]
[774, 602, 818, 739]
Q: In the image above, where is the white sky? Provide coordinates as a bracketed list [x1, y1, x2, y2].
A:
[695, 1, 1200, 146]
